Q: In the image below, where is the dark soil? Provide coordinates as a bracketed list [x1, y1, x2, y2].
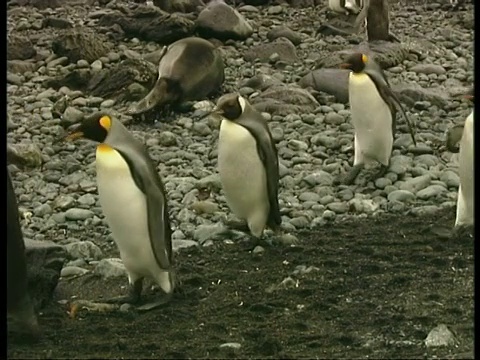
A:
[7, 208, 474, 359]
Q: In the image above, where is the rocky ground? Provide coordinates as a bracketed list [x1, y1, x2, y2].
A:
[7, 0, 474, 358]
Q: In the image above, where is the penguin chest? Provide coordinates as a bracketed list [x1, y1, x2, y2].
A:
[328, 0, 346, 13]
[458, 112, 474, 197]
[349, 73, 393, 162]
[95, 145, 156, 276]
[217, 120, 269, 220]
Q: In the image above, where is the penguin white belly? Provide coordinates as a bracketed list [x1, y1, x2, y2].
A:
[349, 73, 393, 167]
[218, 120, 270, 237]
[455, 112, 474, 226]
[95, 144, 161, 282]
[329, 0, 346, 13]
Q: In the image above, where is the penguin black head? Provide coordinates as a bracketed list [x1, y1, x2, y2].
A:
[213, 93, 246, 121]
[64, 113, 111, 143]
[340, 53, 368, 73]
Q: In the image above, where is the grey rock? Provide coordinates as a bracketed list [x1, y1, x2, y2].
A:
[292, 265, 319, 276]
[60, 266, 89, 277]
[410, 64, 446, 75]
[288, 139, 308, 151]
[190, 201, 219, 214]
[7, 72, 23, 85]
[53, 195, 76, 210]
[62, 106, 84, 126]
[399, 175, 431, 193]
[375, 177, 392, 189]
[33, 203, 52, 217]
[416, 185, 447, 200]
[267, 26, 302, 45]
[65, 240, 103, 260]
[95, 258, 127, 279]
[196, 2, 253, 40]
[290, 216, 310, 228]
[348, 198, 379, 214]
[65, 208, 94, 221]
[424, 324, 456, 348]
[410, 205, 441, 217]
[387, 190, 416, 203]
[415, 154, 439, 168]
[252, 245, 265, 255]
[219, 342, 242, 350]
[298, 192, 320, 202]
[173, 239, 199, 252]
[24, 239, 67, 310]
[196, 174, 222, 192]
[77, 194, 96, 206]
[302, 171, 333, 186]
[440, 170, 460, 188]
[298, 69, 349, 104]
[324, 112, 345, 125]
[244, 37, 298, 64]
[327, 202, 348, 214]
[158, 131, 177, 146]
[192, 122, 212, 136]
[193, 224, 228, 244]
[277, 233, 299, 245]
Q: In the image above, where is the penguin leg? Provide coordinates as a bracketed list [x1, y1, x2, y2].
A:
[104, 276, 143, 305]
[137, 271, 175, 312]
[455, 185, 474, 228]
[370, 162, 389, 182]
[248, 212, 273, 247]
[338, 134, 366, 185]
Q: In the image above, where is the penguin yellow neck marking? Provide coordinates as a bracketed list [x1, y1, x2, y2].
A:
[97, 143, 114, 153]
[351, 72, 368, 78]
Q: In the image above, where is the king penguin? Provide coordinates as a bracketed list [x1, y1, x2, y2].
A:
[64, 113, 175, 311]
[445, 89, 474, 229]
[338, 53, 417, 185]
[211, 93, 282, 242]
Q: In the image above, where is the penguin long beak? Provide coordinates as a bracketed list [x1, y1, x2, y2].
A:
[62, 124, 84, 142]
[339, 63, 352, 70]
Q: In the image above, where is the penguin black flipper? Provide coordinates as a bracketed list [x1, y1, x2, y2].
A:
[236, 108, 282, 230]
[364, 68, 417, 146]
[110, 131, 173, 272]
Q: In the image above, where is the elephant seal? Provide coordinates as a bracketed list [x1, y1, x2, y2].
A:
[129, 37, 224, 115]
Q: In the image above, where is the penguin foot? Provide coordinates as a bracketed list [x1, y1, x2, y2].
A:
[370, 164, 389, 182]
[451, 224, 474, 240]
[136, 293, 173, 312]
[103, 294, 141, 305]
[104, 279, 143, 305]
[224, 218, 250, 233]
[338, 164, 364, 185]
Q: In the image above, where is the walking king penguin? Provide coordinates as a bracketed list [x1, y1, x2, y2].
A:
[339, 52, 417, 185]
[210, 93, 282, 242]
[64, 113, 175, 311]
[445, 88, 474, 229]
[7, 167, 40, 339]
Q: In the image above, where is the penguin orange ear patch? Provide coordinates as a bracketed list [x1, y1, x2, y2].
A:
[99, 116, 112, 130]
[361, 54, 368, 63]
[97, 143, 113, 152]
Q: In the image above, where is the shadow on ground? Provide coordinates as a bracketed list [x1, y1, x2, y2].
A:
[7, 208, 474, 359]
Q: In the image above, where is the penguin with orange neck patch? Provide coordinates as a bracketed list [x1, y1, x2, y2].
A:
[338, 53, 417, 185]
[64, 113, 175, 311]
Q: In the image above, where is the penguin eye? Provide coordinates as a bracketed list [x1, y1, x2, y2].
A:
[99, 116, 111, 131]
